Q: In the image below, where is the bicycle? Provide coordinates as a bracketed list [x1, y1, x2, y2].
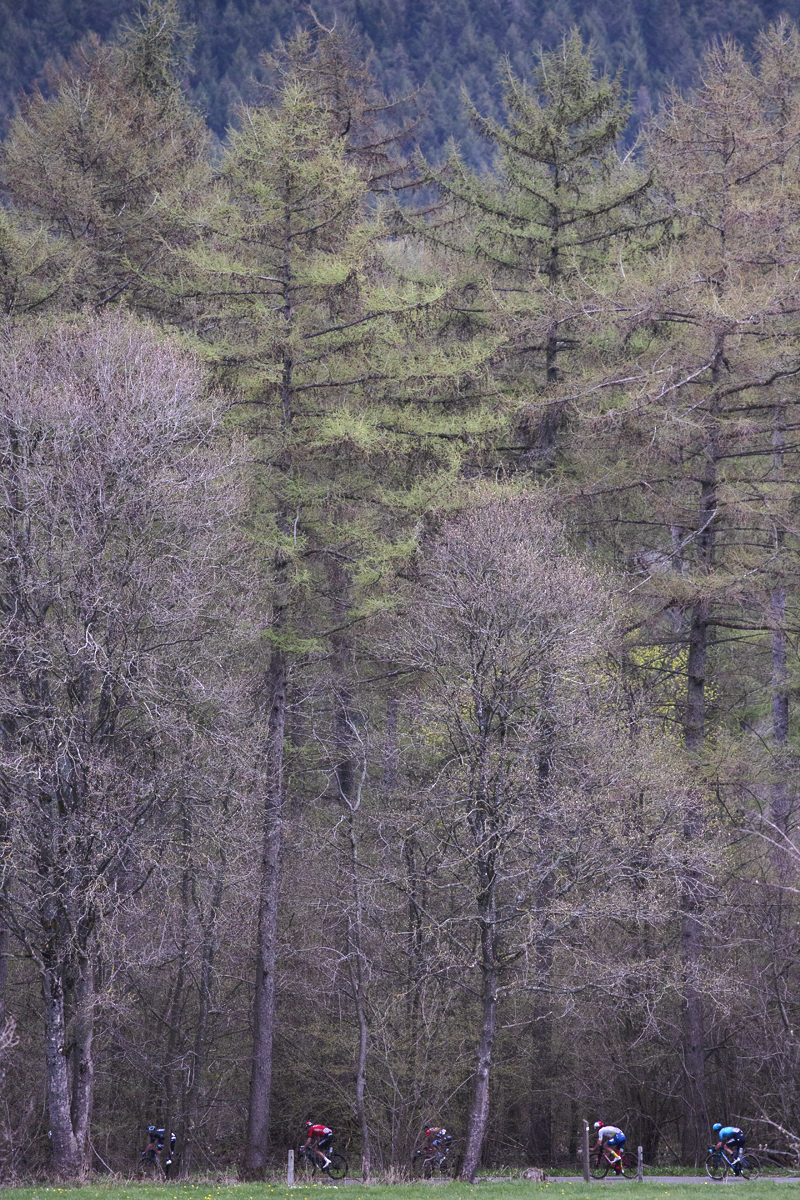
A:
[296, 1143, 348, 1180]
[412, 1145, 451, 1178]
[705, 1147, 760, 1181]
[589, 1147, 637, 1179]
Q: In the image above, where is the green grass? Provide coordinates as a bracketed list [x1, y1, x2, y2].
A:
[2, 1180, 800, 1200]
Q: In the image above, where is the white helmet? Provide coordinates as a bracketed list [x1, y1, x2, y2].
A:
[594, 1121, 604, 1130]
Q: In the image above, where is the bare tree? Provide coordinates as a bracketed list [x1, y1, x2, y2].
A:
[0, 314, 247, 1177]
[387, 495, 704, 1179]
[386, 497, 610, 1178]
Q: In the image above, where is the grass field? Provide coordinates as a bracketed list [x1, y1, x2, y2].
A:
[2, 1179, 800, 1200]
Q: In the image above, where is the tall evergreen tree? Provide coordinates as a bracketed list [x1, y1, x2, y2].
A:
[0, 0, 209, 314]
[174, 30, 502, 1173]
[428, 31, 651, 467]
[566, 27, 800, 1158]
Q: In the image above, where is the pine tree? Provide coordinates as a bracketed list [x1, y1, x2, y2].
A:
[566, 28, 800, 1158]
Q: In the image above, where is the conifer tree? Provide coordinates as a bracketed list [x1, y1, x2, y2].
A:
[0, 0, 209, 314]
[428, 31, 651, 466]
[404, 33, 652, 1157]
[566, 28, 800, 1159]
[0, 209, 74, 317]
[175, 30, 502, 1173]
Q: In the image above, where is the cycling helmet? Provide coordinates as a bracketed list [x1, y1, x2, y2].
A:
[594, 1122, 604, 1130]
[712, 1124, 722, 1132]
[305, 1122, 314, 1129]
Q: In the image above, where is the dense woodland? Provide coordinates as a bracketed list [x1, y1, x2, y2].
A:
[8, 0, 800, 160]
[3, 0, 800, 1184]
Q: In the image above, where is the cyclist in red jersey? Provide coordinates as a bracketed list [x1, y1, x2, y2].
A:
[302, 1121, 333, 1169]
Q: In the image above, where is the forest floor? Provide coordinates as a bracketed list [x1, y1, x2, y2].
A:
[3, 1178, 800, 1200]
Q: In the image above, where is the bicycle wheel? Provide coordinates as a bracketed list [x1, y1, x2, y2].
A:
[619, 1151, 638, 1178]
[590, 1153, 609, 1179]
[326, 1153, 348, 1180]
[423, 1153, 449, 1177]
[298, 1150, 318, 1177]
[738, 1155, 759, 1180]
[434, 1154, 451, 1177]
[705, 1153, 726, 1181]
[412, 1151, 427, 1178]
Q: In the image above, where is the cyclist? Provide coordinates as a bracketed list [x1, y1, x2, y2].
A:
[423, 1126, 451, 1153]
[593, 1122, 626, 1176]
[302, 1121, 334, 1170]
[711, 1123, 746, 1174]
[142, 1127, 176, 1177]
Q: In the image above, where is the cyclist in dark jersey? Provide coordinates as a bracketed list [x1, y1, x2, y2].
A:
[142, 1127, 176, 1176]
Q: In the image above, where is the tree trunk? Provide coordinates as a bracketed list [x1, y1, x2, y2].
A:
[335, 644, 371, 1182]
[403, 832, 425, 1100]
[529, 705, 555, 1163]
[70, 953, 94, 1165]
[679, 801, 707, 1165]
[347, 931, 371, 1181]
[244, 649, 286, 1175]
[460, 913, 498, 1183]
[43, 959, 82, 1176]
[164, 803, 192, 1176]
[771, 415, 790, 854]
[244, 238, 293, 1173]
[680, 430, 715, 1164]
[0, 912, 7, 1030]
[183, 863, 225, 1177]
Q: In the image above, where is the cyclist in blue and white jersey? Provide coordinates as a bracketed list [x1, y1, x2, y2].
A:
[711, 1124, 746, 1173]
[593, 1122, 626, 1175]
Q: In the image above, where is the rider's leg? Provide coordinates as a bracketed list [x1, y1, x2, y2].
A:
[609, 1137, 625, 1171]
[312, 1139, 331, 1168]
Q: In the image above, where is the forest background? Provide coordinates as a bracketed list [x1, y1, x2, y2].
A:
[2, 0, 800, 1185]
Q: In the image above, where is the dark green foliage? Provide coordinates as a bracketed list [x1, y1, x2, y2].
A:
[7, 0, 800, 160]
[425, 33, 651, 467]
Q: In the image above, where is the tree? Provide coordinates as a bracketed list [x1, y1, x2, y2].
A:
[0, 314, 247, 1177]
[175, 29, 501, 1173]
[428, 31, 651, 466]
[563, 27, 800, 1157]
[0, 0, 210, 315]
[388, 494, 697, 1178]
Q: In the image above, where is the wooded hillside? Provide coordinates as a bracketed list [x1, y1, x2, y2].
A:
[5, 0, 800, 158]
[2, 0, 800, 1184]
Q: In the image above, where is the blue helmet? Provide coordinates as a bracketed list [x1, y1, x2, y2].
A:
[712, 1124, 722, 1132]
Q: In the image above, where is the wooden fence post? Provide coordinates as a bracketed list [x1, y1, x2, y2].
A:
[637, 1146, 643, 1181]
[583, 1122, 590, 1183]
[288, 1149, 294, 1186]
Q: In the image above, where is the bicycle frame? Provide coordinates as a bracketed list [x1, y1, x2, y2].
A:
[597, 1147, 624, 1169]
[298, 1146, 323, 1167]
[590, 1146, 635, 1179]
[705, 1145, 759, 1182]
[426, 1150, 449, 1166]
[716, 1147, 743, 1170]
[413, 1146, 450, 1176]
